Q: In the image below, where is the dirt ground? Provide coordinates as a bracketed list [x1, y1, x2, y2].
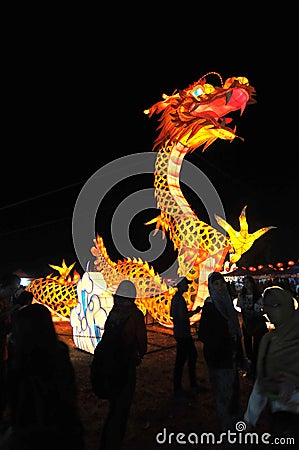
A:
[55, 319, 269, 450]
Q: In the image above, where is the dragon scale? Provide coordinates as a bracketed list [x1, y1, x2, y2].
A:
[91, 235, 179, 327]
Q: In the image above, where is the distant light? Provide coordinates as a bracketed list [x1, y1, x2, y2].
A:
[20, 277, 33, 287]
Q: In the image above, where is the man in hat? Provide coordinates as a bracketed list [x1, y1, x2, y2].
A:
[170, 276, 202, 397]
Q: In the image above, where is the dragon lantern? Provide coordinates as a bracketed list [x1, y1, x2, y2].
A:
[28, 73, 275, 352]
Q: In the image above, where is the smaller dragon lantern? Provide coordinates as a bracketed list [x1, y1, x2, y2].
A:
[26, 260, 80, 319]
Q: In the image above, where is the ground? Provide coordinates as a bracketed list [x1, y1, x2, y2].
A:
[55, 319, 269, 450]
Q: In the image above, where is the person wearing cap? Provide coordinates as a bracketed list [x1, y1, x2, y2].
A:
[237, 275, 268, 379]
[170, 276, 202, 397]
[98, 279, 148, 449]
[244, 286, 299, 439]
[197, 271, 244, 434]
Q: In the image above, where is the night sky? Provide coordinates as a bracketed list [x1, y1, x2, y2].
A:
[2, 19, 298, 277]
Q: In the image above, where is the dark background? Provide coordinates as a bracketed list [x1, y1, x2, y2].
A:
[1, 12, 298, 277]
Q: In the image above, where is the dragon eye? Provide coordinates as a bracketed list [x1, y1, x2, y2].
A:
[192, 86, 204, 100]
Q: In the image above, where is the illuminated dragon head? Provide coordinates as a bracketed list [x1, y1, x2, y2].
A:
[144, 72, 256, 152]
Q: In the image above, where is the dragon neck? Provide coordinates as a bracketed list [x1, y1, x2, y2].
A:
[154, 142, 231, 272]
[166, 142, 195, 215]
[155, 142, 196, 219]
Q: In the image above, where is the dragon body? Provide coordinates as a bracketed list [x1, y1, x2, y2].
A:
[28, 73, 275, 331]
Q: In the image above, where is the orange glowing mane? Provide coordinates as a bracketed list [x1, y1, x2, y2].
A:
[144, 73, 256, 152]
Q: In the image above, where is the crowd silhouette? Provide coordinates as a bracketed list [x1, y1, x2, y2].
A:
[0, 271, 298, 449]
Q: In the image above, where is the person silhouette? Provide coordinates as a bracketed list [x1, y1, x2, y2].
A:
[237, 275, 268, 378]
[244, 286, 299, 439]
[170, 276, 202, 397]
[98, 279, 148, 450]
[0, 303, 85, 450]
[197, 271, 244, 435]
